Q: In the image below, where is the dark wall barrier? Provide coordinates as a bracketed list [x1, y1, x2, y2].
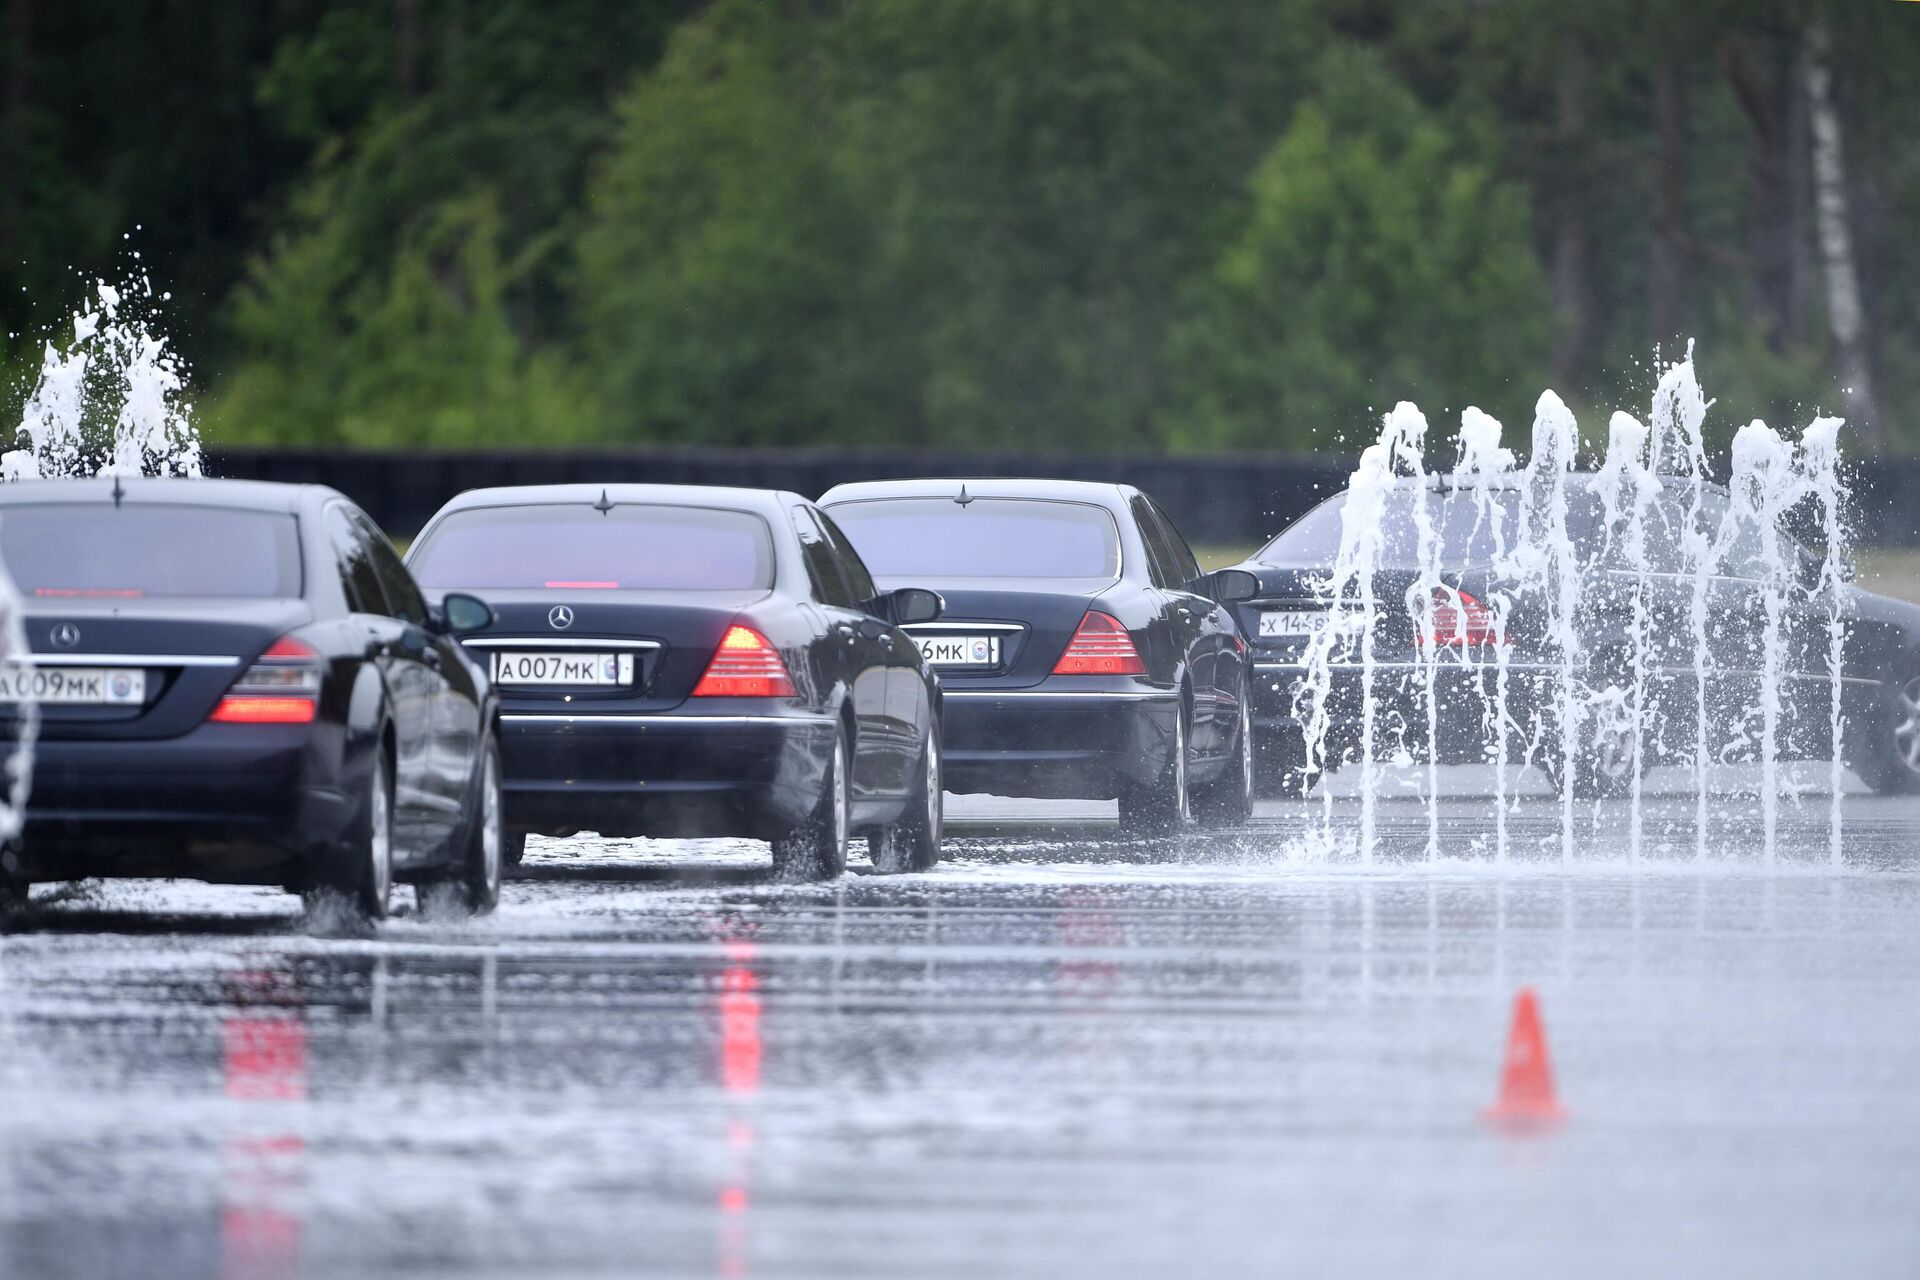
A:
[202, 446, 1920, 549]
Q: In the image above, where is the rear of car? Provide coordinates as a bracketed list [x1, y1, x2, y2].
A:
[406, 489, 837, 842]
[821, 483, 1176, 800]
[1225, 478, 1806, 779]
[0, 484, 355, 883]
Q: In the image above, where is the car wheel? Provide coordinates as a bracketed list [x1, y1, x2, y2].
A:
[420, 739, 503, 919]
[871, 724, 943, 873]
[1253, 728, 1317, 799]
[307, 744, 394, 925]
[773, 726, 850, 881]
[1117, 700, 1193, 837]
[503, 830, 528, 869]
[1193, 685, 1254, 827]
[1844, 671, 1920, 795]
[1560, 697, 1636, 801]
[0, 863, 28, 922]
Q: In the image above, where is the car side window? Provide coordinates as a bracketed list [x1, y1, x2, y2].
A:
[791, 506, 856, 608]
[1128, 495, 1178, 589]
[1147, 498, 1201, 586]
[351, 509, 428, 626]
[326, 505, 388, 615]
[815, 508, 877, 606]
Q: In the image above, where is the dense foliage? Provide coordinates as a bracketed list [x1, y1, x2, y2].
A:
[4, 0, 1917, 454]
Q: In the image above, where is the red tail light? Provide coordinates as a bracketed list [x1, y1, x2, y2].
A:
[211, 696, 318, 724]
[1053, 611, 1146, 675]
[694, 625, 795, 698]
[210, 635, 322, 724]
[1425, 589, 1505, 648]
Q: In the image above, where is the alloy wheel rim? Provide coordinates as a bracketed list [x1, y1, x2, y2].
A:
[1896, 679, 1920, 775]
[480, 752, 502, 896]
[1174, 710, 1191, 824]
[926, 734, 943, 849]
[832, 739, 849, 855]
[369, 759, 392, 912]
[1595, 723, 1634, 781]
[1238, 694, 1254, 803]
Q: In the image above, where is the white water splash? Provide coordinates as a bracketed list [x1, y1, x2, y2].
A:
[1295, 349, 1852, 868]
[1452, 407, 1518, 862]
[0, 561, 34, 843]
[5, 277, 202, 480]
[1799, 417, 1848, 867]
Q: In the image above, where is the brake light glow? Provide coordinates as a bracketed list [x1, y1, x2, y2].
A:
[693, 625, 795, 698]
[1053, 611, 1146, 675]
[210, 696, 317, 724]
[1425, 588, 1505, 648]
[209, 634, 322, 724]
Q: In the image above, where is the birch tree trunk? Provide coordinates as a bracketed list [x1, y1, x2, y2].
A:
[1803, 20, 1883, 450]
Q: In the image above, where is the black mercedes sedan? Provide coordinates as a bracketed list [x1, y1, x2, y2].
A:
[1226, 474, 1920, 797]
[0, 478, 502, 921]
[405, 484, 947, 880]
[818, 479, 1259, 835]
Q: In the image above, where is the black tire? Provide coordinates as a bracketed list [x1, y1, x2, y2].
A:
[1117, 700, 1193, 837]
[1845, 671, 1920, 795]
[306, 744, 393, 924]
[1193, 685, 1254, 828]
[1253, 728, 1317, 799]
[870, 724, 943, 873]
[772, 726, 850, 881]
[420, 739, 503, 918]
[503, 830, 528, 868]
[0, 862, 28, 923]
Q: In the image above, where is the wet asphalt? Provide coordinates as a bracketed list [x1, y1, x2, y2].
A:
[4, 775, 1920, 1279]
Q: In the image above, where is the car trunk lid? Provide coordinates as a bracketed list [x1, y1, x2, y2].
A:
[7, 598, 315, 740]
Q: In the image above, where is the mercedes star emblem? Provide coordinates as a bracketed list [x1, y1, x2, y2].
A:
[548, 605, 575, 630]
[50, 622, 81, 649]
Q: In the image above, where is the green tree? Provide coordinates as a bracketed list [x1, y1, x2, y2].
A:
[1173, 48, 1553, 451]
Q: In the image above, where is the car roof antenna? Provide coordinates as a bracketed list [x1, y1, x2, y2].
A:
[110, 473, 126, 509]
[592, 488, 615, 515]
[954, 483, 973, 508]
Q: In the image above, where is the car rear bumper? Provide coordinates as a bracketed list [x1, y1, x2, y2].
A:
[9, 723, 353, 883]
[497, 710, 838, 839]
[937, 686, 1178, 799]
[1251, 660, 1884, 763]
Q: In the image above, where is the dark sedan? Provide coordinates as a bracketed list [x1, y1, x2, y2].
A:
[405, 484, 946, 880]
[818, 479, 1258, 835]
[0, 478, 502, 921]
[1226, 474, 1920, 796]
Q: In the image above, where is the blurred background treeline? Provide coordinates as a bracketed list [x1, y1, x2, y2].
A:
[3, 0, 1917, 456]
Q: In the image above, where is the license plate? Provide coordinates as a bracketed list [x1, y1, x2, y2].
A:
[917, 635, 1001, 666]
[490, 651, 635, 686]
[0, 664, 147, 705]
[1259, 610, 1331, 639]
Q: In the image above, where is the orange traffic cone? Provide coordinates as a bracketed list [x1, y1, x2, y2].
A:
[1482, 986, 1565, 1130]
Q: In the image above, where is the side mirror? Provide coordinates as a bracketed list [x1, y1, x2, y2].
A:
[886, 587, 945, 626]
[1207, 569, 1260, 604]
[440, 592, 496, 635]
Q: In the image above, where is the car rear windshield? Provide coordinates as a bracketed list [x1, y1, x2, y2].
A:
[409, 504, 774, 591]
[0, 504, 303, 598]
[826, 498, 1121, 578]
[1256, 487, 1695, 573]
